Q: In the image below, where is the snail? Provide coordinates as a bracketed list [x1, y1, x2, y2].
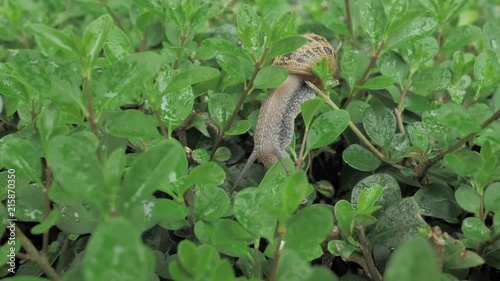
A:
[233, 33, 337, 187]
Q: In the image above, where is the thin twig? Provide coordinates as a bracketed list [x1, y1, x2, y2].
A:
[267, 226, 286, 281]
[306, 81, 404, 170]
[210, 50, 269, 158]
[356, 221, 382, 281]
[83, 76, 102, 162]
[172, 33, 187, 70]
[343, 41, 385, 108]
[395, 71, 415, 135]
[295, 129, 309, 171]
[344, 0, 355, 48]
[417, 110, 500, 180]
[154, 110, 169, 139]
[99, 0, 124, 30]
[16, 227, 62, 281]
[17, 30, 30, 49]
[42, 162, 53, 256]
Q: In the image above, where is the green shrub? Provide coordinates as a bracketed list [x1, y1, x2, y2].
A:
[0, 0, 499, 281]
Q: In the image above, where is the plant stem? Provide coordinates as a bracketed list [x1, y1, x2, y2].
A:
[295, 128, 309, 171]
[42, 162, 53, 256]
[306, 81, 404, 170]
[417, 109, 500, 180]
[356, 221, 382, 281]
[210, 51, 268, 158]
[83, 75, 102, 162]
[267, 225, 286, 281]
[99, 0, 123, 30]
[17, 30, 30, 49]
[172, 32, 187, 70]
[344, 0, 355, 48]
[477, 233, 500, 256]
[16, 227, 62, 281]
[154, 110, 169, 139]
[343, 41, 385, 108]
[83, 76, 98, 135]
[395, 70, 415, 135]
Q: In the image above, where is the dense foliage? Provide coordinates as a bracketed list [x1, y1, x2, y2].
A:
[0, 0, 499, 280]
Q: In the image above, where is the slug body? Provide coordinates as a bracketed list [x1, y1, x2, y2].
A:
[233, 34, 336, 187]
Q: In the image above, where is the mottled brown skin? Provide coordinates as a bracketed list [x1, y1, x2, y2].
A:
[233, 34, 336, 187]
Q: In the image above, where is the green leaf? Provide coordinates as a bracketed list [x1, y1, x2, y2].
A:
[284, 205, 334, 260]
[8, 50, 83, 107]
[474, 52, 498, 86]
[306, 110, 350, 151]
[443, 235, 485, 269]
[407, 122, 430, 152]
[444, 150, 484, 178]
[454, 185, 480, 214]
[484, 182, 500, 213]
[82, 14, 113, 69]
[236, 4, 265, 60]
[334, 200, 357, 236]
[121, 140, 187, 210]
[29, 24, 78, 60]
[190, 2, 225, 29]
[56, 202, 100, 234]
[413, 67, 452, 91]
[462, 217, 490, 243]
[225, 120, 252, 136]
[212, 219, 254, 257]
[31, 207, 61, 234]
[368, 198, 427, 248]
[301, 99, 322, 129]
[253, 65, 288, 89]
[47, 133, 104, 206]
[442, 25, 481, 53]
[384, 237, 440, 281]
[377, 51, 409, 86]
[201, 38, 247, 58]
[154, 199, 188, 230]
[194, 187, 230, 222]
[234, 188, 277, 240]
[341, 50, 370, 89]
[359, 0, 386, 45]
[282, 171, 308, 217]
[0, 139, 41, 185]
[268, 35, 308, 58]
[351, 174, 402, 212]
[216, 53, 246, 82]
[0, 74, 28, 101]
[328, 240, 359, 261]
[165, 66, 220, 93]
[154, 70, 194, 132]
[104, 110, 160, 138]
[95, 52, 162, 113]
[363, 106, 396, 150]
[103, 26, 131, 63]
[357, 75, 395, 90]
[357, 185, 383, 214]
[345, 101, 370, 123]
[208, 93, 235, 128]
[483, 22, 500, 73]
[408, 37, 439, 70]
[213, 147, 232, 162]
[386, 0, 409, 36]
[387, 17, 438, 49]
[342, 144, 381, 172]
[179, 162, 226, 195]
[83, 218, 154, 281]
[414, 185, 462, 220]
[16, 184, 45, 222]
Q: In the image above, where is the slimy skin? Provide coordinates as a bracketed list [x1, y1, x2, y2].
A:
[233, 74, 315, 187]
[232, 34, 336, 187]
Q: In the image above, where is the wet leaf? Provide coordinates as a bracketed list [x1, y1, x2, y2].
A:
[104, 110, 159, 138]
[234, 188, 277, 240]
[363, 106, 396, 150]
[387, 17, 437, 49]
[342, 144, 381, 172]
[253, 65, 288, 89]
[358, 0, 386, 45]
[307, 110, 349, 151]
[194, 187, 230, 222]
